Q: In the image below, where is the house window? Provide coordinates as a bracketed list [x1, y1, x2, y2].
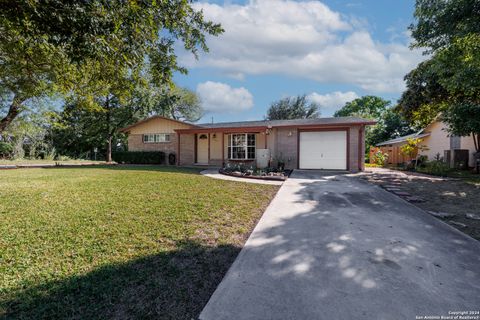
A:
[143, 133, 171, 143]
[228, 133, 256, 160]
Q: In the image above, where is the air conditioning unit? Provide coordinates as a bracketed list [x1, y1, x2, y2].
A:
[256, 149, 270, 169]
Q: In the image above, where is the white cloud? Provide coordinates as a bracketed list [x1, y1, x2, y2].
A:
[181, 0, 425, 93]
[226, 72, 246, 81]
[196, 81, 254, 113]
[307, 91, 359, 114]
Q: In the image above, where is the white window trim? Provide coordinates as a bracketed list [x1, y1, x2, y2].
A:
[143, 133, 171, 143]
[228, 133, 256, 160]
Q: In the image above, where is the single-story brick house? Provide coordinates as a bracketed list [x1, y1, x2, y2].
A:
[375, 120, 478, 167]
[120, 116, 375, 172]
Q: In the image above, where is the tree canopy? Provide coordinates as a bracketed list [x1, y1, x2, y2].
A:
[409, 0, 480, 53]
[335, 96, 417, 148]
[0, 0, 223, 132]
[398, 0, 480, 153]
[152, 86, 204, 122]
[369, 109, 418, 147]
[266, 95, 319, 120]
[50, 83, 203, 160]
[334, 96, 390, 119]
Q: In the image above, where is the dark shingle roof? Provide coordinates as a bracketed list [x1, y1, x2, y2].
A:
[198, 117, 374, 129]
[376, 131, 430, 146]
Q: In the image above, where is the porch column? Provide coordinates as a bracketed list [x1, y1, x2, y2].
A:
[208, 133, 211, 164]
[177, 132, 181, 166]
[222, 132, 225, 166]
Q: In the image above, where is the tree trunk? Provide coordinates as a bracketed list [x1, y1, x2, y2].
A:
[105, 96, 112, 163]
[0, 96, 24, 133]
[473, 132, 479, 153]
[106, 135, 112, 163]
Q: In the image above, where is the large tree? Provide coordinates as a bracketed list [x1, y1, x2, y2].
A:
[335, 96, 416, 148]
[398, 0, 480, 154]
[397, 59, 450, 127]
[409, 0, 480, 53]
[147, 85, 204, 122]
[369, 109, 417, 146]
[52, 82, 203, 160]
[0, 1, 223, 133]
[334, 96, 390, 119]
[266, 95, 319, 120]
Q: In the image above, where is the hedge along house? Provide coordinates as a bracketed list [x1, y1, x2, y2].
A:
[120, 116, 376, 172]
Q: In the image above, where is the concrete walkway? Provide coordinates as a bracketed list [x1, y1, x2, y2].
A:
[200, 169, 284, 185]
[200, 170, 480, 320]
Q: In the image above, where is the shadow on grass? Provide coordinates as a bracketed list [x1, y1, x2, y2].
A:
[1, 241, 240, 320]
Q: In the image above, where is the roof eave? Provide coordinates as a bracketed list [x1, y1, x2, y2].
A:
[119, 115, 200, 133]
[175, 126, 269, 134]
[175, 120, 376, 133]
[376, 132, 431, 146]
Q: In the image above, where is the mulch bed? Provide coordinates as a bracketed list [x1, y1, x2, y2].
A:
[219, 169, 291, 181]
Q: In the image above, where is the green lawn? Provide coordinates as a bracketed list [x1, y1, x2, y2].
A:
[0, 159, 105, 165]
[0, 166, 279, 319]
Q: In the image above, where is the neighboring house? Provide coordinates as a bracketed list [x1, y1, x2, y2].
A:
[120, 116, 375, 172]
[375, 121, 477, 167]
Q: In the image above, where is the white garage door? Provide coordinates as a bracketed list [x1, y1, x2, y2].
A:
[299, 131, 347, 170]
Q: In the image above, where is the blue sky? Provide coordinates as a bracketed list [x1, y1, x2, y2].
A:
[173, 0, 424, 123]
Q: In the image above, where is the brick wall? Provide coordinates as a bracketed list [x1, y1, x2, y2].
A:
[276, 127, 298, 169]
[348, 126, 361, 173]
[274, 126, 365, 172]
[127, 134, 178, 155]
[127, 126, 367, 171]
[179, 134, 195, 166]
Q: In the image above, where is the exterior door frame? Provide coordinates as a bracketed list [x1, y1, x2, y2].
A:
[297, 127, 350, 171]
[196, 133, 209, 164]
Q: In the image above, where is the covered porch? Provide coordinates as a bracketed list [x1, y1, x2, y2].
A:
[175, 126, 274, 168]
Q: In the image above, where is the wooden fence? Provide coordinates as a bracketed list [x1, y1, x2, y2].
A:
[370, 146, 415, 165]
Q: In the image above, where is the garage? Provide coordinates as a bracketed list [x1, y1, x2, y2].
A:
[299, 130, 347, 170]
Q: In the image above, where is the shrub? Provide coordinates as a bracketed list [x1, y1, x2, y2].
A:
[0, 142, 14, 158]
[57, 155, 73, 161]
[416, 155, 428, 168]
[44, 148, 57, 161]
[417, 160, 451, 176]
[112, 151, 166, 164]
[223, 162, 255, 173]
[371, 149, 389, 166]
[400, 138, 429, 168]
[168, 153, 176, 165]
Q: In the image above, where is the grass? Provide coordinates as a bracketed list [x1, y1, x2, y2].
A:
[0, 166, 279, 319]
[365, 163, 382, 168]
[0, 159, 105, 165]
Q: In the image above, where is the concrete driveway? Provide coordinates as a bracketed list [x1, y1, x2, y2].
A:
[200, 170, 480, 320]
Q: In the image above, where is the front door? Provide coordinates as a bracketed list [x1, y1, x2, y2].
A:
[197, 134, 209, 164]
